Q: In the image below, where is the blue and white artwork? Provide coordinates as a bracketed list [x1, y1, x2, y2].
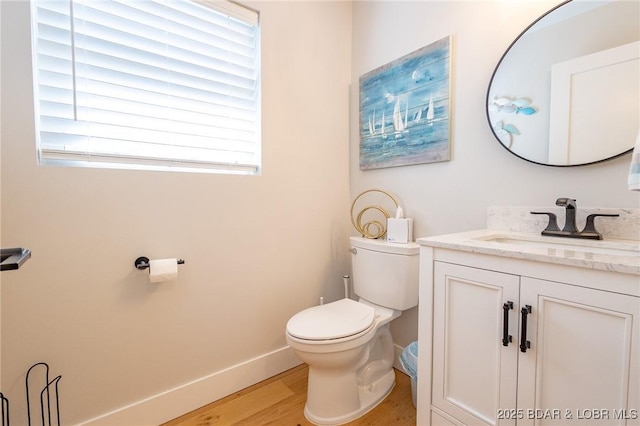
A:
[359, 36, 451, 170]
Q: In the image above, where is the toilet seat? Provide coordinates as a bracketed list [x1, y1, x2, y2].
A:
[286, 298, 375, 341]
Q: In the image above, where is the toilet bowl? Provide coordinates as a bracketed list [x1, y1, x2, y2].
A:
[285, 237, 420, 425]
[286, 299, 400, 425]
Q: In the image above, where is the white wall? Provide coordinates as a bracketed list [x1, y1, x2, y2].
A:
[350, 1, 640, 348]
[1, 1, 352, 424]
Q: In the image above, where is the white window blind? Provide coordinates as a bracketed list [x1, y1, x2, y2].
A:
[31, 0, 261, 174]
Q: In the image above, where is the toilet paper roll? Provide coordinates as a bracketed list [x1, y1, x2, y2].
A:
[149, 258, 178, 283]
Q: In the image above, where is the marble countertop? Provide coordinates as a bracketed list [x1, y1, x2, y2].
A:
[417, 229, 640, 275]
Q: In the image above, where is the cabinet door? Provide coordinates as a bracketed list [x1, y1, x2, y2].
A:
[433, 262, 520, 426]
[518, 277, 640, 426]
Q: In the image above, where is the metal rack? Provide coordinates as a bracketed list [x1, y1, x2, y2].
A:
[0, 362, 62, 426]
[26, 362, 62, 426]
[1, 392, 9, 426]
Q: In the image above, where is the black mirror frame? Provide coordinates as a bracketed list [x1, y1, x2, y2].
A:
[485, 0, 634, 168]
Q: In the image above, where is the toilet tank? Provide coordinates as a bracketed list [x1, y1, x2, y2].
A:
[350, 236, 420, 311]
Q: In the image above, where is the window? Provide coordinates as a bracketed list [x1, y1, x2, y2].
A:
[31, 0, 261, 174]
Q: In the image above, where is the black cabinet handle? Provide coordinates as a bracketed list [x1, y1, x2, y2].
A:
[502, 301, 513, 346]
[520, 305, 532, 352]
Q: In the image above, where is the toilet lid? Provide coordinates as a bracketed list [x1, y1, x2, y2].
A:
[287, 298, 375, 340]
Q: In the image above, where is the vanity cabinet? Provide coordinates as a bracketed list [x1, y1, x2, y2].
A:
[417, 241, 640, 426]
[431, 260, 640, 426]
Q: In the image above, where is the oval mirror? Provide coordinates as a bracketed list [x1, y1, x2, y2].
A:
[486, 0, 639, 167]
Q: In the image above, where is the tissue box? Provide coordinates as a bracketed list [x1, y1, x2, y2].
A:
[387, 218, 413, 243]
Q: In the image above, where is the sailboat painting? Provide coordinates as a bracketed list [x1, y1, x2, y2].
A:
[359, 36, 451, 170]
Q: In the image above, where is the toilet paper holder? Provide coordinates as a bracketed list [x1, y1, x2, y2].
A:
[134, 256, 185, 270]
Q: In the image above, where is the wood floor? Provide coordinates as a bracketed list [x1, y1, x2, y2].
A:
[162, 364, 416, 426]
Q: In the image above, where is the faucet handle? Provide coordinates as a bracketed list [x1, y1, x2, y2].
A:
[530, 212, 560, 232]
[579, 213, 620, 240]
[555, 198, 577, 209]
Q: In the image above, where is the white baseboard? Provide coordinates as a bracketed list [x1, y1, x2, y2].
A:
[78, 346, 301, 426]
[80, 344, 408, 425]
[394, 343, 408, 376]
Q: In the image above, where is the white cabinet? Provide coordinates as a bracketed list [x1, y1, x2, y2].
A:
[426, 256, 640, 426]
[432, 262, 519, 426]
[517, 277, 639, 426]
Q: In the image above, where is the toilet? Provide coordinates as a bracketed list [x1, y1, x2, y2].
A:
[285, 236, 419, 425]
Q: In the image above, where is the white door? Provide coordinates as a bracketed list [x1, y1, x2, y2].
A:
[518, 277, 640, 426]
[433, 262, 520, 426]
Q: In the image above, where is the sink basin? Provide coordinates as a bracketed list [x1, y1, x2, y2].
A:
[474, 234, 640, 257]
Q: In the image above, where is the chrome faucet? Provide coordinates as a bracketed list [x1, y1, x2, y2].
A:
[531, 198, 619, 240]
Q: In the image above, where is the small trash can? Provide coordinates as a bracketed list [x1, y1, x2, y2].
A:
[399, 341, 418, 407]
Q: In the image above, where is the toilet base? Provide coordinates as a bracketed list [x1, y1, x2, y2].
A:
[299, 324, 397, 425]
[304, 369, 395, 425]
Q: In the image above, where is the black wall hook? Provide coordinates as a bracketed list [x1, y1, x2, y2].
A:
[134, 256, 185, 270]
